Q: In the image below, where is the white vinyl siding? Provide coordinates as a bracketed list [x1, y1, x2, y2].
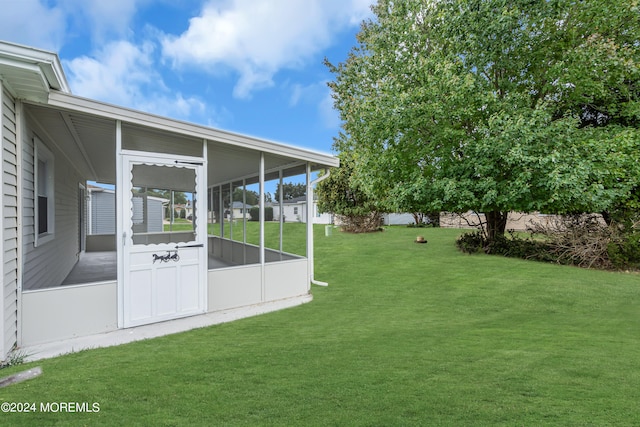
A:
[22, 125, 83, 290]
[89, 190, 116, 235]
[2, 86, 18, 358]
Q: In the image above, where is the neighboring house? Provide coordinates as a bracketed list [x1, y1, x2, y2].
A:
[88, 186, 166, 234]
[0, 41, 338, 361]
[230, 201, 253, 220]
[87, 186, 116, 235]
[271, 196, 333, 224]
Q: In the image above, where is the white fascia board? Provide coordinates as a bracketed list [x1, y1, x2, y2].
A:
[40, 60, 70, 93]
[45, 91, 340, 168]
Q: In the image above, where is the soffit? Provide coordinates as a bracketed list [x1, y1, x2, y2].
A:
[24, 94, 338, 187]
[0, 41, 70, 102]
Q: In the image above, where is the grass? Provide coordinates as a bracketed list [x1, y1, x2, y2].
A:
[164, 220, 307, 256]
[1, 226, 639, 425]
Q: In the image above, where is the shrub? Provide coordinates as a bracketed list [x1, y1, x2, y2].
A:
[249, 207, 273, 222]
[338, 212, 383, 233]
[607, 232, 640, 270]
[456, 230, 553, 260]
[457, 214, 640, 271]
[456, 230, 485, 254]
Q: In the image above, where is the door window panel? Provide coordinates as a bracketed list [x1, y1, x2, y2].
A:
[130, 164, 197, 245]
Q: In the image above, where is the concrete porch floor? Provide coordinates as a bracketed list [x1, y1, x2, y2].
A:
[58, 251, 235, 287]
[22, 294, 313, 362]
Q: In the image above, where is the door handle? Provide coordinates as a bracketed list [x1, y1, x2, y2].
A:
[175, 244, 204, 249]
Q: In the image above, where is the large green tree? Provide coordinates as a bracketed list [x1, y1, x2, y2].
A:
[316, 152, 384, 232]
[275, 182, 306, 200]
[328, 0, 640, 241]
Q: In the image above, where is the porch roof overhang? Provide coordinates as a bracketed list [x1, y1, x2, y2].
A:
[23, 90, 339, 186]
[0, 40, 70, 102]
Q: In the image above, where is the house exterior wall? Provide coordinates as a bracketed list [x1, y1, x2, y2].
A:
[311, 204, 332, 224]
[90, 191, 164, 235]
[22, 118, 83, 290]
[147, 198, 164, 233]
[273, 204, 303, 222]
[1, 86, 19, 358]
[273, 202, 331, 224]
[90, 190, 116, 234]
[231, 208, 250, 220]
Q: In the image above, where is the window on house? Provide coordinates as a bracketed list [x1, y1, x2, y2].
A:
[293, 207, 298, 215]
[35, 137, 55, 246]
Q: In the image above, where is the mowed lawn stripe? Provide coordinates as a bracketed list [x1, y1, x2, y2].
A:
[1, 226, 638, 426]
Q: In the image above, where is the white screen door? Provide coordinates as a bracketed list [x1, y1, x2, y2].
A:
[121, 154, 206, 327]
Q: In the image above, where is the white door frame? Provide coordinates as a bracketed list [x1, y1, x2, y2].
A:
[117, 150, 207, 328]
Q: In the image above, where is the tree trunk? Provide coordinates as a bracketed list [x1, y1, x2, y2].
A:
[485, 210, 508, 242]
[429, 211, 440, 227]
[411, 212, 422, 226]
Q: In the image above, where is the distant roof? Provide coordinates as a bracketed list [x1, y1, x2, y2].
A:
[231, 201, 254, 209]
[266, 195, 321, 206]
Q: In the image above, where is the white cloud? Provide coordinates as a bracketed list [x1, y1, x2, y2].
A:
[65, 40, 156, 103]
[64, 40, 213, 123]
[59, 0, 151, 42]
[0, 0, 154, 50]
[319, 88, 340, 129]
[0, 0, 66, 50]
[161, 0, 372, 98]
[288, 81, 340, 129]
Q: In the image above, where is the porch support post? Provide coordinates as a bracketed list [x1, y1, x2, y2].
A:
[209, 186, 213, 229]
[201, 139, 208, 311]
[15, 98, 24, 346]
[242, 179, 247, 264]
[229, 182, 233, 242]
[259, 153, 265, 300]
[279, 169, 284, 257]
[306, 163, 313, 290]
[218, 184, 223, 237]
[115, 119, 124, 328]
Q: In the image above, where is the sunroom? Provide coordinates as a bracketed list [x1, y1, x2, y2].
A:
[0, 41, 338, 351]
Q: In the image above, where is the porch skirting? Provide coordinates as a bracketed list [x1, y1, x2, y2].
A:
[21, 293, 312, 362]
[20, 257, 311, 355]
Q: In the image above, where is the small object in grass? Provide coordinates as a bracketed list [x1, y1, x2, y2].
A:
[415, 236, 427, 244]
[0, 366, 42, 388]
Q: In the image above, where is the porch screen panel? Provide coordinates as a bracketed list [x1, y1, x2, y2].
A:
[130, 164, 197, 245]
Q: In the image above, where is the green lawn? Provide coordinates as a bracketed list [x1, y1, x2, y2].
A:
[1, 226, 639, 426]
[209, 220, 307, 256]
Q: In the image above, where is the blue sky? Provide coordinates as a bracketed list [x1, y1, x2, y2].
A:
[0, 0, 375, 155]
